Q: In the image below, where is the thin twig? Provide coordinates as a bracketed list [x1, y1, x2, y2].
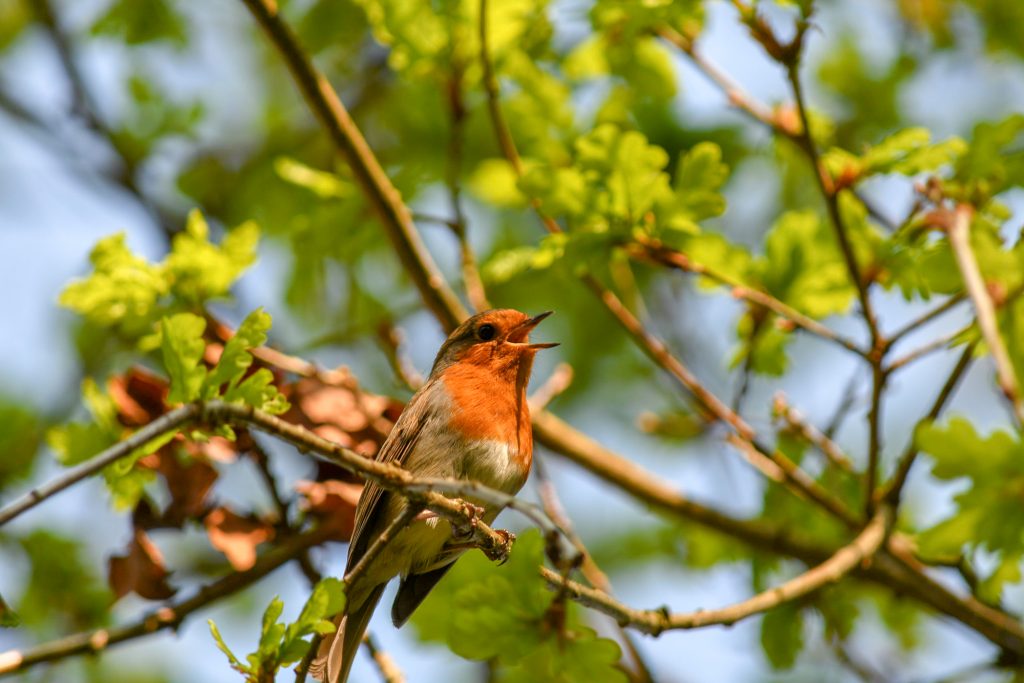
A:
[0, 405, 201, 527]
[444, 59, 489, 312]
[888, 294, 967, 345]
[865, 363, 887, 517]
[540, 507, 890, 635]
[948, 204, 1024, 426]
[824, 372, 861, 440]
[239, 0, 468, 330]
[36, 0, 178, 241]
[773, 392, 855, 474]
[0, 528, 332, 676]
[726, 435, 860, 529]
[655, 27, 786, 135]
[530, 468, 659, 683]
[248, 433, 323, 586]
[886, 323, 972, 373]
[375, 322, 425, 391]
[882, 342, 976, 504]
[362, 633, 405, 683]
[479, 0, 523, 176]
[528, 363, 574, 413]
[632, 239, 867, 358]
[235, 0, 1024, 659]
[586, 280, 757, 441]
[787, 68, 880, 342]
[294, 633, 323, 683]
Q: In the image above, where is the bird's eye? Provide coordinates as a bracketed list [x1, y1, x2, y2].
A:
[477, 323, 497, 341]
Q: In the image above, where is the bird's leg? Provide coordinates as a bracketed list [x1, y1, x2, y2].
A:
[449, 501, 486, 541]
[412, 510, 440, 523]
[442, 529, 515, 564]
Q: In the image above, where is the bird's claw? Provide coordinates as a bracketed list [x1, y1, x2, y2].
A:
[485, 529, 516, 564]
[451, 502, 486, 541]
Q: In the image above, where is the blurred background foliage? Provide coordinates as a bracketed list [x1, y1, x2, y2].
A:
[0, 0, 1024, 681]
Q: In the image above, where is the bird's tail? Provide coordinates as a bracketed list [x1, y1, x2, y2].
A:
[309, 584, 385, 683]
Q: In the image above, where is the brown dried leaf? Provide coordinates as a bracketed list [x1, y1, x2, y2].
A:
[109, 367, 168, 426]
[204, 507, 275, 570]
[296, 480, 362, 541]
[285, 377, 402, 457]
[108, 529, 177, 601]
[155, 451, 218, 525]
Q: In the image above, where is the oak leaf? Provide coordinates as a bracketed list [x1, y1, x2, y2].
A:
[296, 479, 363, 541]
[108, 528, 177, 601]
[204, 507, 275, 570]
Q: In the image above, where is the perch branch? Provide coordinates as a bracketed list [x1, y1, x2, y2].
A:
[540, 507, 890, 635]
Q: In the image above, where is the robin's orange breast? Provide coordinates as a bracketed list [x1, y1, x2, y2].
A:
[440, 361, 533, 475]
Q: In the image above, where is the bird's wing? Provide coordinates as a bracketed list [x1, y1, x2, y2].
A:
[345, 382, 435, 571]
[391, 563, 455, 627]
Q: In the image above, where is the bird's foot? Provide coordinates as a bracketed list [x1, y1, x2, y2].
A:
[450, 502, 486, 541]
[484, 529, 516, 564]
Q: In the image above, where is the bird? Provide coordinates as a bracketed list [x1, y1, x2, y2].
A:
[310, 308, 557, 683]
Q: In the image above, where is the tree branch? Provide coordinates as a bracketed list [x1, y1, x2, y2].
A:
[881, 341, 976, 504]
[0, 404, 201, 527]
[773, 392, 855, 474]
[362, 633, 405, 683]
[0, 527, 332, 676]
[238, 0, 468, 330]
[948, 204, 1024, 426]
[231, 0, 1024, 660]
[886, 324, 972, 373]
[887, 294, 967, 345]
[631, 238, 867, 359]
[540, 506, 890, 636]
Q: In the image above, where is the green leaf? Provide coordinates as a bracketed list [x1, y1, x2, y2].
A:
[164, 210, 259, 304]
[47, 421, 116, 467]
[0, 592, 20, 628]
[59, 233, 168, 335]
[285, 578, 346, 645]
[758, 210, 857, 318]
[202, 308, 271, 398]
[671, 141, 729, 222]
[161, 313, 207, 404]
[0, 400, 42, 489]
[257, 596, 285, 662]
[274, 157, 353, 199]
[955, 114, 1024, 202]
[863, 128, 966, 175]
[468, 159, 528, 207]
[16, 531, 111, 632]
[915, 418, 1024, 596]
[448, 530, 549, 660]
[761, 601, 804, 669]
[91, 0, 186, 46]
[208, 619, 248, 673]
[502, 627, 628, 683]
[223, 368, 290, 415]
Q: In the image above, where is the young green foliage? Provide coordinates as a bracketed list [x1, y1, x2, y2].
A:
[209, 578, 346, 682]
[47, 307, 285, 510]
[13, 531, 111, 634]
[916, 418, 1024, 602]
[59, 210, 259, 343]
[410, 530, 626, 681]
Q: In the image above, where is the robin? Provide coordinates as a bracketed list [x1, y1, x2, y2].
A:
[310, 309, 557, 683]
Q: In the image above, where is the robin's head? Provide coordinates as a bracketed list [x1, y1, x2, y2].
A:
[430, 309, 557, 376]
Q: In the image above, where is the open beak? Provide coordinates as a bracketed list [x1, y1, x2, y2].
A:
[507, 311, 559, 349]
